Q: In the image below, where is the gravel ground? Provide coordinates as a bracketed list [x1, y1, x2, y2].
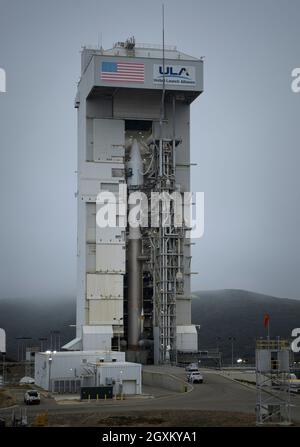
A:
[45, 409, 256, 427]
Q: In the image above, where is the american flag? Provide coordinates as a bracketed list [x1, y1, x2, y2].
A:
[101, 61, 144, 83]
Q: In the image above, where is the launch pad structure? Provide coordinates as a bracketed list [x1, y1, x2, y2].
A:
[256, 338, 291, 425]
[64, 38, 204, 364]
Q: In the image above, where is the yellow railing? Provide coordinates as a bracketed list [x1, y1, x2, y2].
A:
[256, 339, 290, 350]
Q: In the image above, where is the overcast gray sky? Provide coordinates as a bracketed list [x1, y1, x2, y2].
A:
[0, 0, 299, 300]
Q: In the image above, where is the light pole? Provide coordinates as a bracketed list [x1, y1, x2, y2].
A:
[38, 337, 47, 352]
[228, 337, 236, 368]
[16, 338, 21, 362]
[216, 336, 221, 352]
[215, 336, 222, 369]
[119, 370, 123, 395]
[1, 353, 5, 386]
[48, 356, 52, 391]
[46, 350, 56, 392]
[50, 330, 61, 351]
[53, 331, 61, 351]
[16, 336, 32, 362]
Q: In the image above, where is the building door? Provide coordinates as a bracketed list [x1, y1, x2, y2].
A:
[122, 380, 136, 395]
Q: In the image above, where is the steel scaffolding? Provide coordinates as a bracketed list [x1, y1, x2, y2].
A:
[146, 138, 185, 364]
[256, 338, 291, 425]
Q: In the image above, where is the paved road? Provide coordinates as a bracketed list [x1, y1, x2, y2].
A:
[1, 370, 300, 424]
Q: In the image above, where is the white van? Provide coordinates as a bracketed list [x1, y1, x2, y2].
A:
[185, 363, 198, 372]
[187, 371, 203, 384]
[24, 390, 41, 405]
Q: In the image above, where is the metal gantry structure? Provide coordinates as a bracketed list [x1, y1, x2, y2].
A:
[143, 137, 186, 364]
[256, 338, 291, 425]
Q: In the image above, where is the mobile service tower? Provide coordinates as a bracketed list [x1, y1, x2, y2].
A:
[65, 37, 203, 364]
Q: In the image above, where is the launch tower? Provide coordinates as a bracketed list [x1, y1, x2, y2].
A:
[65, 38, 203, 364]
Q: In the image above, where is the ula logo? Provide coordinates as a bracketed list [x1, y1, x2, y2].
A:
[0, 68, 6, 93]
[159, 66, 190, 78]
[153, 64, 195, 85]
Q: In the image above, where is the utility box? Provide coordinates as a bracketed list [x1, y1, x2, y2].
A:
[80, 386, 113, 400]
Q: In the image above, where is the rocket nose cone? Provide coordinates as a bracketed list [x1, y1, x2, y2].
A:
[130, 139, 142, 162]
[131, 138, 140, 153]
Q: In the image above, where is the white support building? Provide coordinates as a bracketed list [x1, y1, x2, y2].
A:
[34, 350, 141, 395]
[95, 362, 142, 395]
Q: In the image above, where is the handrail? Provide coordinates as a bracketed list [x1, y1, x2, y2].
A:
[256, 339, 290, 349]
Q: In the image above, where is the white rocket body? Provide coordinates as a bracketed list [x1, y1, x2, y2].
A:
[127, 139, 144, 348]
[127, 139, 144, 188]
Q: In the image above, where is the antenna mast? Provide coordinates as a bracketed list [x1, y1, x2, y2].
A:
[160, 3, 166, 128]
